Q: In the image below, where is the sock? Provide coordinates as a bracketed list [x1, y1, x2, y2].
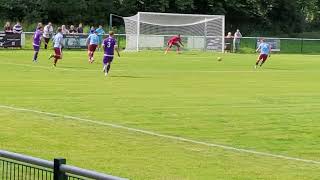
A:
[260, 60, 266, 67]
[256, 60, 260, 66]
[107, 64, 111, 73]
[54, 59, 58, 66]
[33, 52, 38, 61]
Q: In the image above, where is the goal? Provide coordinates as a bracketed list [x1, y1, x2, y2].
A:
[123, 12, 225, 52]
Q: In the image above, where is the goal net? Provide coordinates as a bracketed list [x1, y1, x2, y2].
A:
[123, 12, 225, 52]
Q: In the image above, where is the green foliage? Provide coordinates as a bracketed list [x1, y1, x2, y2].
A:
[0, 0, 320, 37]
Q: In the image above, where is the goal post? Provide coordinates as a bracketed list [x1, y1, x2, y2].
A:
[123, 12, 225, 52]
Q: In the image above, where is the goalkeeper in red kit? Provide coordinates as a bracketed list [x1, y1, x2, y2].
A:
[165, 34, 184, 54]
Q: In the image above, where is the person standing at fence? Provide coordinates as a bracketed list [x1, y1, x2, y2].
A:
[225, 32, 233, 53]
[69, 25, 76, 34]
[13, 22, 23, 34]
[61, 25, 69, 34]
[102, 31, 120, 77]
[49, 27, 64, 67]
[77, 23, 83, 34]
[88, 26, 95, 34]
[86, 30, 99, 63]
[96, 25, 105, 50]
[43, 22, 53, 49]
[233, 29, 242, 52]
[32, 26, 43, 62]
[255, 38, 271, 69]
[4, 22, 12, 33]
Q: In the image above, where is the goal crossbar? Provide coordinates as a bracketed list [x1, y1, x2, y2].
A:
[125, 17, 223, 27]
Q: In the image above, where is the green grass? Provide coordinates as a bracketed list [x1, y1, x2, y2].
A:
[1, 50, 320, 179]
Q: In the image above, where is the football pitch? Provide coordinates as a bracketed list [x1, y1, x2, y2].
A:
[1, 50, 320, 179]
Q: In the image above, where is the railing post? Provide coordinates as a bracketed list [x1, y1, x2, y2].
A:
[54, 158, 67, 180]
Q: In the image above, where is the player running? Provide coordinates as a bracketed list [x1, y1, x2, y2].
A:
[165, 34, 184, 54]
[32, 26, 43, 62]
[86, 30, 99, 63]
[255, 38, 271, 69]
[102, 31, 120, 77]
[49, 27, 64, 67]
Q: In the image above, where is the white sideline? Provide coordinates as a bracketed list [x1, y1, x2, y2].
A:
[1, 104, 320, 165]
[0, 62, 311, 73]
[0, 62, 124, 72]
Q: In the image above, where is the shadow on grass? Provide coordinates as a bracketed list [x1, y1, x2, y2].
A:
[111, 75, 149, 79]
[263, 67, 295, 71]
[60, 66, 91, 70]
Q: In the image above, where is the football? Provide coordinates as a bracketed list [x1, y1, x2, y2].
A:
[217, 57, 222, 61]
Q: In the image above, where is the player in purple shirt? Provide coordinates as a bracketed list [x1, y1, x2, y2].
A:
[33, 26, 43, 62]
[102, 31, 120, 77]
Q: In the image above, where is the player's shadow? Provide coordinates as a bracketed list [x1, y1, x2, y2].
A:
[264, 67, 294, 71]
[62, 66, 91, 70]
[111, 75, 148, 79]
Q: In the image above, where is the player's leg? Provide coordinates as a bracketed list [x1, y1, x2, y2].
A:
[165, 42, 173, 54]
[44, 38, 49, 49]
[260, 55, 268, 67]
[90, 45, 97, 63]
[33, 51, 39, 62]
[175, 43, 181, 54]
[106, 62, 112, 73]
[104, 57, 114, 77]
[53, 48, 61, 67]
[102, 56, 108, 73]
[33, 45, 40, 62]
[88, 45, 92, 62]
[255, 54, 262, 69]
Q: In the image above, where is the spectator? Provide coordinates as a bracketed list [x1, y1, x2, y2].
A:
[37, 22, 43, 29]
[95, 25, 105, 49]
[43, 22, 54, 49]
[69, 25, 77, 34]
[233, 29, 242, 52]
[225, 32, 233, 53]
[88, 26, 95, 34]
[77, 23, 83, 34]
[13, 22, 23, 34]
[61, 25, 69, 34]
[4, 22, 12, 33]
[226, 32, 233, 38]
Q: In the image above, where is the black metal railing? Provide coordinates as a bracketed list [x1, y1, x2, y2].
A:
[0, 150, 127, 180]
[0, 158, 53, 180]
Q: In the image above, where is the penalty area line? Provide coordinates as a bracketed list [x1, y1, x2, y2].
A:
[0, 62, 124, 72]
[0, 104, 320, 165]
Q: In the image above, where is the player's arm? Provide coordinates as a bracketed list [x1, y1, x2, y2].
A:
[86, 36, 90, 46]
[59, 37, 63, 47]
[179, 40, 184, 47]
[256, 44, 261, 52]
[269, 44, 272, 57]
[115, 45, 120, 57]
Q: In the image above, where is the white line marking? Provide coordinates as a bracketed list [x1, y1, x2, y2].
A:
[0, 62, 124, 72]
[1, 104, 320, 165]
[0, 61, 317, 74]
